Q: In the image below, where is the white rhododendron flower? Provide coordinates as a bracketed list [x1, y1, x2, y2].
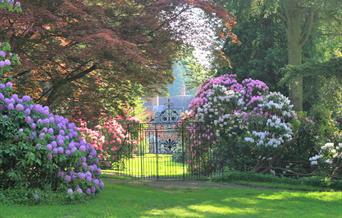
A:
[309, 142, 342, 172]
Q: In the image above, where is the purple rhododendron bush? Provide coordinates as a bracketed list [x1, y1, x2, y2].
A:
[181, 74, 297, 174]
[0, 43, 103, 203]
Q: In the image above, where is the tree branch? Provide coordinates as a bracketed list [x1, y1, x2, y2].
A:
[299, 10, 315, 47]
[280, 0, 291, 32]
[38, 64, 97, 104]
[147, 5, 190, 39]
[12, 70, 31, 79]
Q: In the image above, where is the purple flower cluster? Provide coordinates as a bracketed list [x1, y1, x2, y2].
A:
[0, 81, 13, 90]
[242, 78, 268, 96]
[189, 74, 242, 110]
[0, 50, 12, 68]
[0, 81, 104, 195]
[0, 0, 21, 8]
[242, 78, 268, 108]
[189, 74, 268, 112]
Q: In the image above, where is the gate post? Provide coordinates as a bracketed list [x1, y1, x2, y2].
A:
[155, 123, 159, 180]
[140, 123, 144, 179]
[181, 123, 185, 180]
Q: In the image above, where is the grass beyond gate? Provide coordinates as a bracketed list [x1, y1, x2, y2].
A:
[1, 177, 342, 218]
[109, 154, 187, 178]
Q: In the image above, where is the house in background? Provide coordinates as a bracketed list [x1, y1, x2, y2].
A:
[144, 62, 195, 123]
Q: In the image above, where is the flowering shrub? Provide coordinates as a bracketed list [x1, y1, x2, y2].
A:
[0, 42, 20, 77]
[99, 118, 135, 164]
[0, 45, 103, 198]
[77, 119, 105, 151]
[310, 142, 342, 178]
[183, 74, 295, 173]
[76, 116, 139, 168]
[244, 92, 294, 148]
[0, 0, 21, 12]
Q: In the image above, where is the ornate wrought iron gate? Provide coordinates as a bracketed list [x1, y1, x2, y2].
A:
[113, 100, 224, 180]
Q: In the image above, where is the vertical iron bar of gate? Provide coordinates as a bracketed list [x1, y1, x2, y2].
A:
[140, 123, 143, 178]
[126, 123, 129, 177]
[182, 123, 185, 180]
[147, 128, 151, 179]
[155, 123, 159, 180]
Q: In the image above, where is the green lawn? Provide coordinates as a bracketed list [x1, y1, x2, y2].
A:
[108, 154, 186, 178]
[1, 177, 342, 218]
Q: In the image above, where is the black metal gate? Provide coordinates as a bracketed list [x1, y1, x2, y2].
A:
[113, 122, 223, 180]
[112, 99, 224, 180]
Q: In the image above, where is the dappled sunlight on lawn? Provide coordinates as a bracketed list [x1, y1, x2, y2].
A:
[142, 207, 200, 218]
[222, 197, 258, 205]
[188, 204, 257, 215]
[142, 204, 258, 218]
[257, 191, 342, 202]
[305, 192, 342, 201]
[1, 179, 342, 218]
[136, 183, 342, 218]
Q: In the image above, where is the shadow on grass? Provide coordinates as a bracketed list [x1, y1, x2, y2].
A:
[1, 177, 342, 218]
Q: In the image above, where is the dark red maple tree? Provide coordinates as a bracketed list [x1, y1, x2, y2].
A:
[0, 0, 237, 121]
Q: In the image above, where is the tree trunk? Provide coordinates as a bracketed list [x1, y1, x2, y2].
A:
[284, 0, 304, 111]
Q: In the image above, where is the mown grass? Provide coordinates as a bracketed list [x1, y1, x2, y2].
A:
[1, 177, 342, 218]
[106, 154, 186, 178]
[213, 169, 342, 191]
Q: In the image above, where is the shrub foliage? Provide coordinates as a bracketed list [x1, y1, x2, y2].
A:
[182, 74, 296, 174]
[0, 43, 103, 198]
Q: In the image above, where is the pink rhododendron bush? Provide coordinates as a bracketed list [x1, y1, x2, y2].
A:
[76, 116, 139, 168]
[0, 43, 103, 202]
[182, 74, 296, 174]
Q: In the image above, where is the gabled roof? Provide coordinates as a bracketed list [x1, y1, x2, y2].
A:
[144, 95, 194, 113]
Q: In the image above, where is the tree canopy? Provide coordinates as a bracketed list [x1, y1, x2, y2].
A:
[0, 0, 237, 121]
[213, 0, 342, 112]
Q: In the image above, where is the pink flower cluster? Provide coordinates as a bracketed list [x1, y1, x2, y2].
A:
[77, 120, 105, 151]
[77, 116, 139, 167]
